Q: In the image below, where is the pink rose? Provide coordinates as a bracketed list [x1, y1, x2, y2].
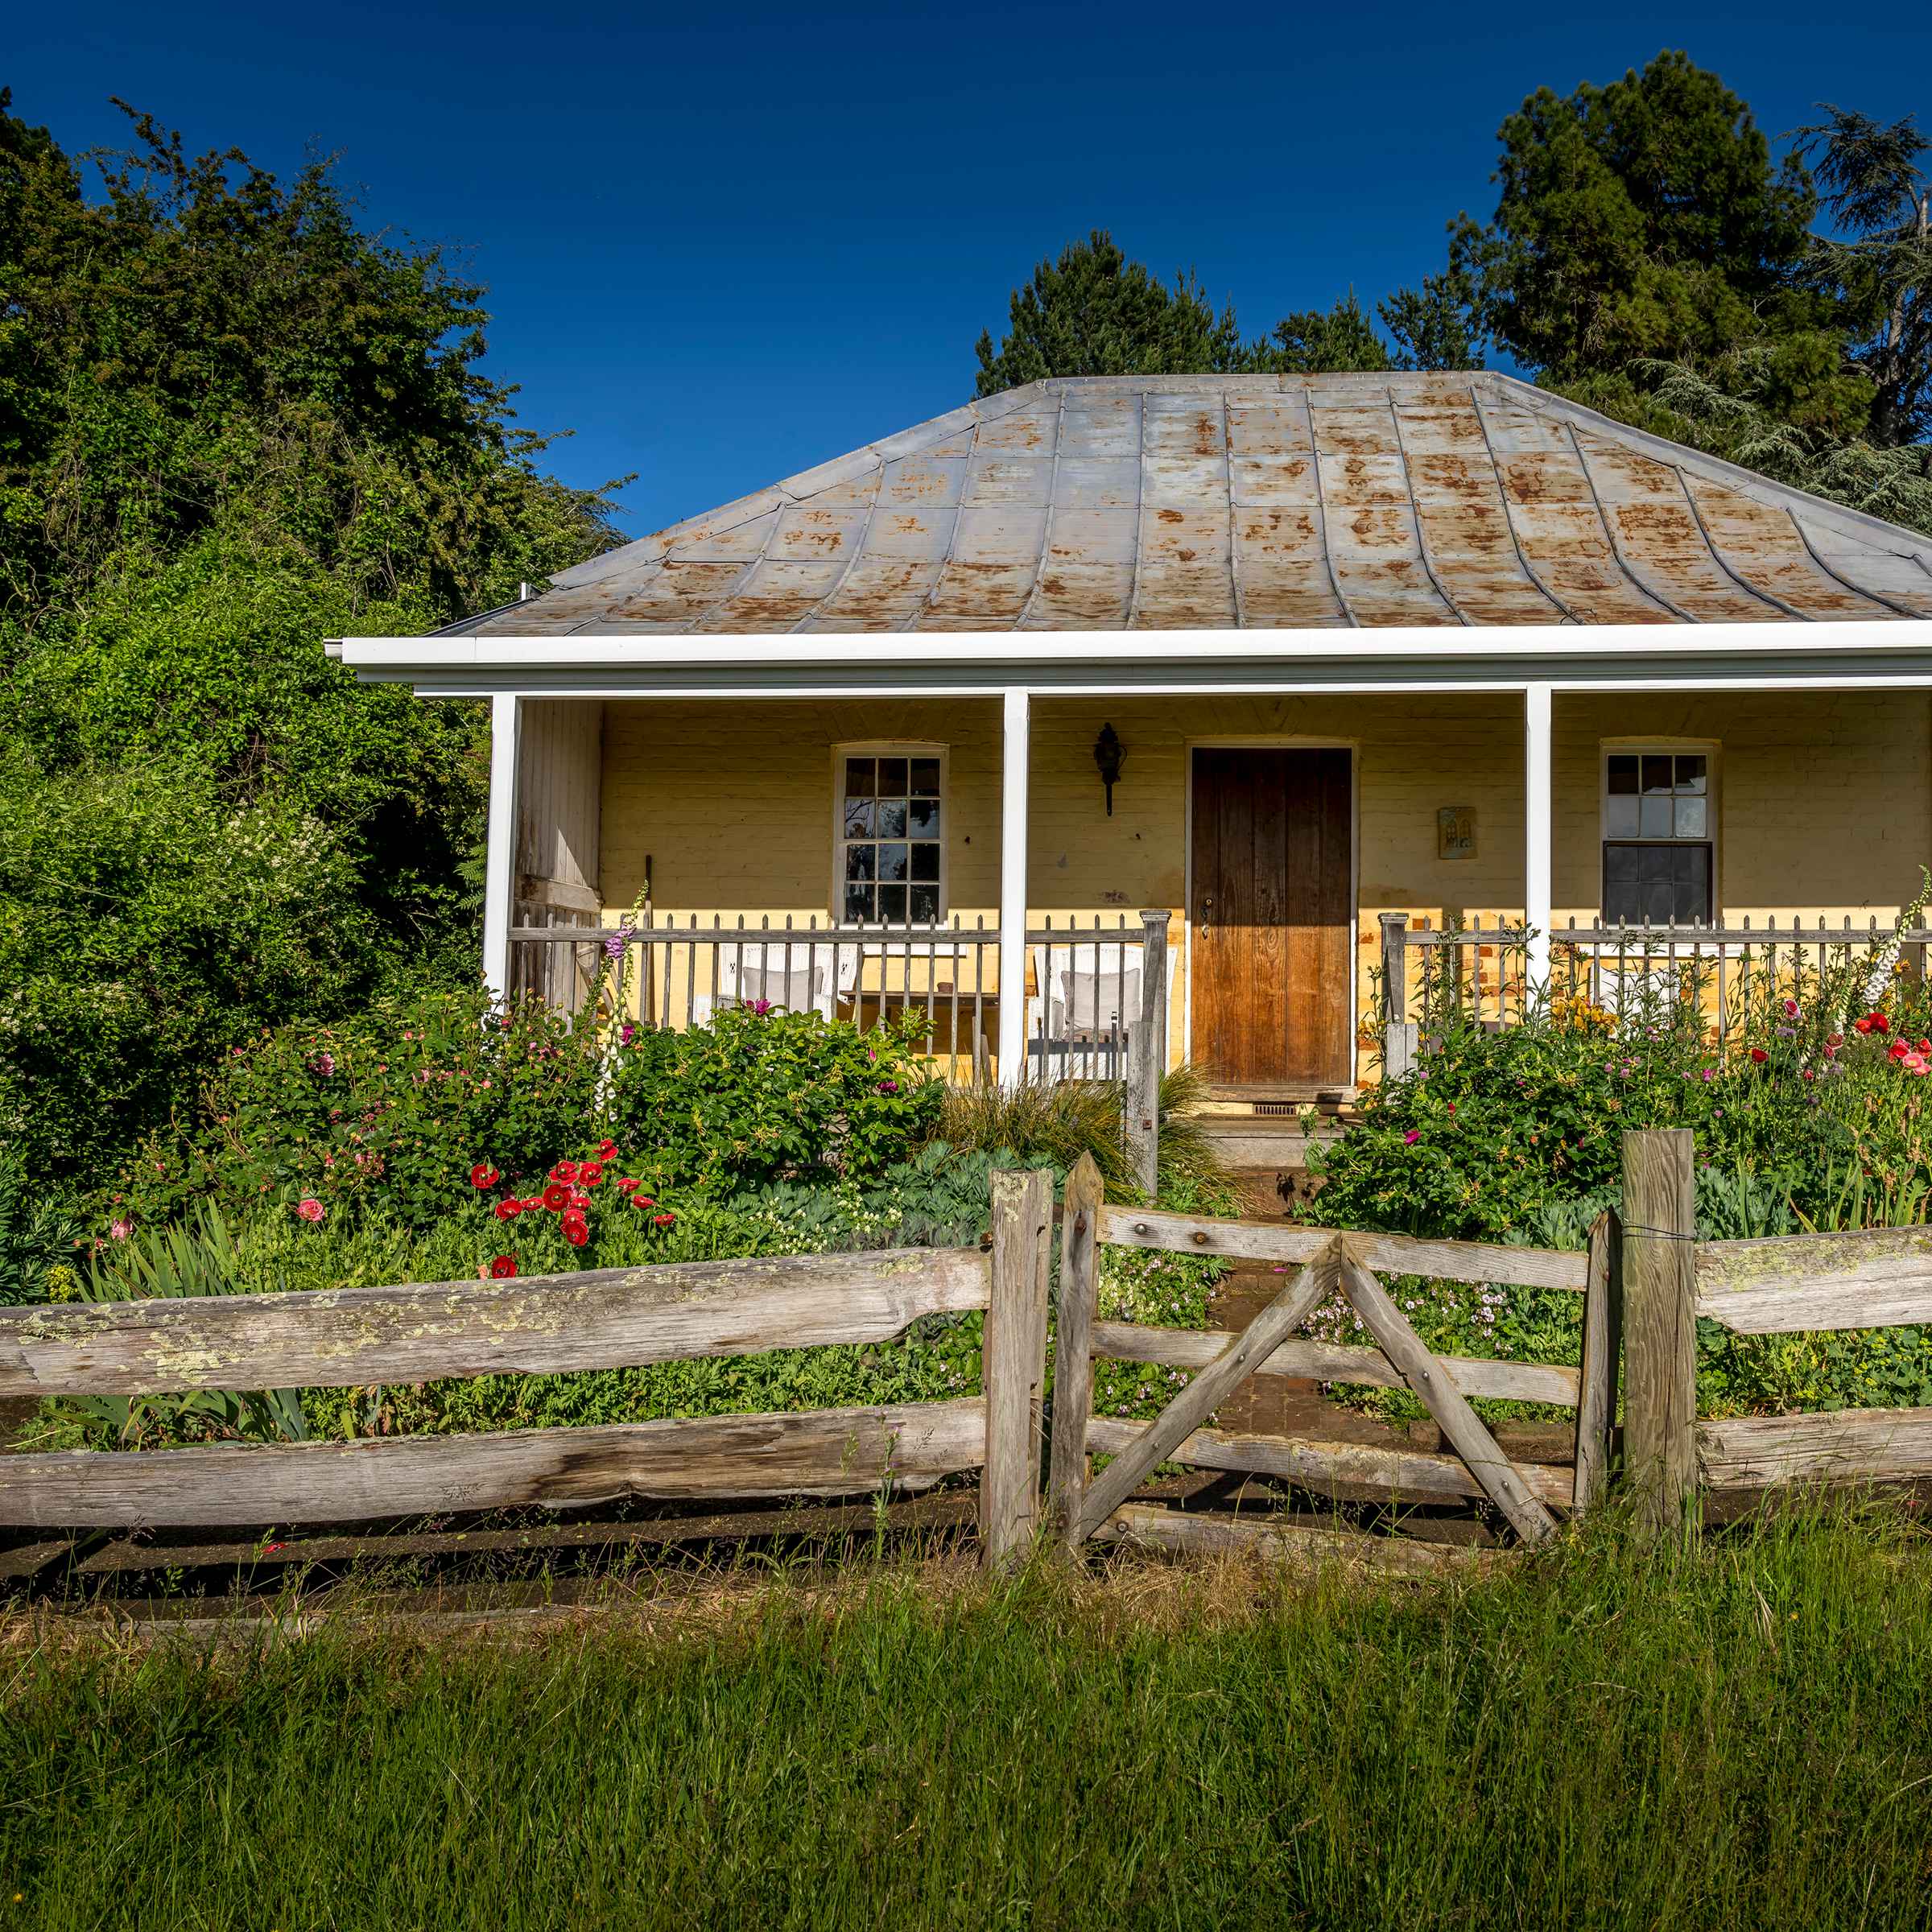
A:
[295, 1197, 326, 1224]
[1402, 1129, 1421, 1146]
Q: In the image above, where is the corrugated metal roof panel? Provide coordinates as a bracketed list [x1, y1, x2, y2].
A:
[444, 373, 1932, 634]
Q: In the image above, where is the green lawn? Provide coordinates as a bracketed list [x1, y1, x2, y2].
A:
[3, 1511, 1929, 1930]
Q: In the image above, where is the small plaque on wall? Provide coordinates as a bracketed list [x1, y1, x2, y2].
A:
[1438, 806, 1476, 860]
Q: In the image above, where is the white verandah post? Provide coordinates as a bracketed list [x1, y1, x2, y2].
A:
[481, 693, 522, 1004]
[997, 688, 1030, 1086]
[1524, 681, 1553, 1006]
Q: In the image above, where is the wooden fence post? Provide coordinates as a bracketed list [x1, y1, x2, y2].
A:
[1572, 1208, 1624, 1517]
[981, 1167, 1054, 1570]
[1620, 1129, 1699, 1540]
[1046, 1153, 1104, 1544]
[1380, 913, 1416, 1078]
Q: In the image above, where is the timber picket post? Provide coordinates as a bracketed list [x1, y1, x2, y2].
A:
[1620, 1129, 1699, 1540]
[1123, 1022, 1159, 1197]
[1380, 913, 1416, 1078]
[1046, 1153, 1104, 1542]
[1572, 1208, 1624, 1517]
[980, 1167, 1055, 1570]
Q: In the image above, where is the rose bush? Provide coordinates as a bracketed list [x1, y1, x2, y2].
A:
[112, 992, 938, 1236]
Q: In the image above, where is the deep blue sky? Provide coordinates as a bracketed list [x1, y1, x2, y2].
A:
[10, 5, 1929, 544]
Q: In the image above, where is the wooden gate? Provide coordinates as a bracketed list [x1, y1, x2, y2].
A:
[1047, 1154, 1620, 1564]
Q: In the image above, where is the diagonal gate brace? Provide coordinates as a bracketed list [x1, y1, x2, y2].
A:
[1340, 1248, 1558, 1546]
[1071, 1236, 1344, 1546]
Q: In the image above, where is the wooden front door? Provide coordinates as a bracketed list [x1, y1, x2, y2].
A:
[1189, 748, 1352, 1088]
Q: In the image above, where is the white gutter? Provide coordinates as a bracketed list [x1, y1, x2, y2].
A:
[326, 621, 1932, 698]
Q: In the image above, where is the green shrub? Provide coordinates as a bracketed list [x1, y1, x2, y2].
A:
[1307, 976, 1932, 1421]
[115, 988, 602, 1233]
[607, 1005, 940, 1191]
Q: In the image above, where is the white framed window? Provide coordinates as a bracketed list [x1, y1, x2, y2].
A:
[1600, 746, 1715, 926]
[833, 744, 947, 925]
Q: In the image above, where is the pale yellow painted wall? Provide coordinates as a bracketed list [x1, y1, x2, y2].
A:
[596, 691, 1929, 1083]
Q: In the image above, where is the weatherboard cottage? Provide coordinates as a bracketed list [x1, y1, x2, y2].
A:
[329, 372, 1932, 1117]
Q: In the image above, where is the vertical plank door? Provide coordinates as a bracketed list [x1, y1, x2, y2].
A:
[1189, 748, 1352, 1087]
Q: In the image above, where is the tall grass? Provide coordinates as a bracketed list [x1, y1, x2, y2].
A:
[934, 1065, 1229, 1200]
[4, 1510, 1928, 1930]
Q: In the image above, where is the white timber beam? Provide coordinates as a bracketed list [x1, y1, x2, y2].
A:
[482, 693, 522, 1003]
[997, 689, 1030, 1086]
[1524, 681, 1553, 1002]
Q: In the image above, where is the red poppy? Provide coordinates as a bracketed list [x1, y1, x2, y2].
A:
[615, 1177, 639, 1192]
[490, 1255, 518, 1278]
[550, 1160, 580, 1184]
[542, 1182, 571, 1211]
[570, 1191, 592, 1212]
[1917, 1038, 1929, 1055]
[1802, 1067, 1816, 1081]
[1748, 1046, 1768, 1063]
[1872, 1013, 1893, 1034]
[1855, 1015, 1875, 1035]
[630, 1193, 656, 1209]
[653, 1212, 676, 1228]
[562, 1214, 589, 1247]
[1890, 1039, 1911, 1060]
[597, 1139, 618, 1160]
[469, 1162, 499, 1189]
[580, 1161, 604, 1187]
[522, 1196, 547, 1212]
[493, 1198, 521, 1221]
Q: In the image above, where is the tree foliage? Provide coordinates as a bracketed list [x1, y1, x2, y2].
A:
[974, 231, 1249, 394]
[0, 90, 621, 1186]
[974, 233, 1446, 394]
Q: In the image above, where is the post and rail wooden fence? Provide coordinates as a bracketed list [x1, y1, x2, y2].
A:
[4, 1131, 1930, 1578]
[0, 1199, 1059, 1572]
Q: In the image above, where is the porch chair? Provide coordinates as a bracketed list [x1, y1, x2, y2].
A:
[691, 941, 861, 1023]
[1027, 942, 1143, 1080]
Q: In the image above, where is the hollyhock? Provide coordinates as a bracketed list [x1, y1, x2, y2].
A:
[490, 1255, 518, 1278]
[469, 1162, 500, 1190]
[295, 1198, 325, 1224]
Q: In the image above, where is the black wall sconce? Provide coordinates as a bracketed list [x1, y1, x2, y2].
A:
[1093, 723, 1125, 816]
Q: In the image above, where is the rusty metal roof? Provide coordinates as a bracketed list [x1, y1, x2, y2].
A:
[452, 374, 1932, 635]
